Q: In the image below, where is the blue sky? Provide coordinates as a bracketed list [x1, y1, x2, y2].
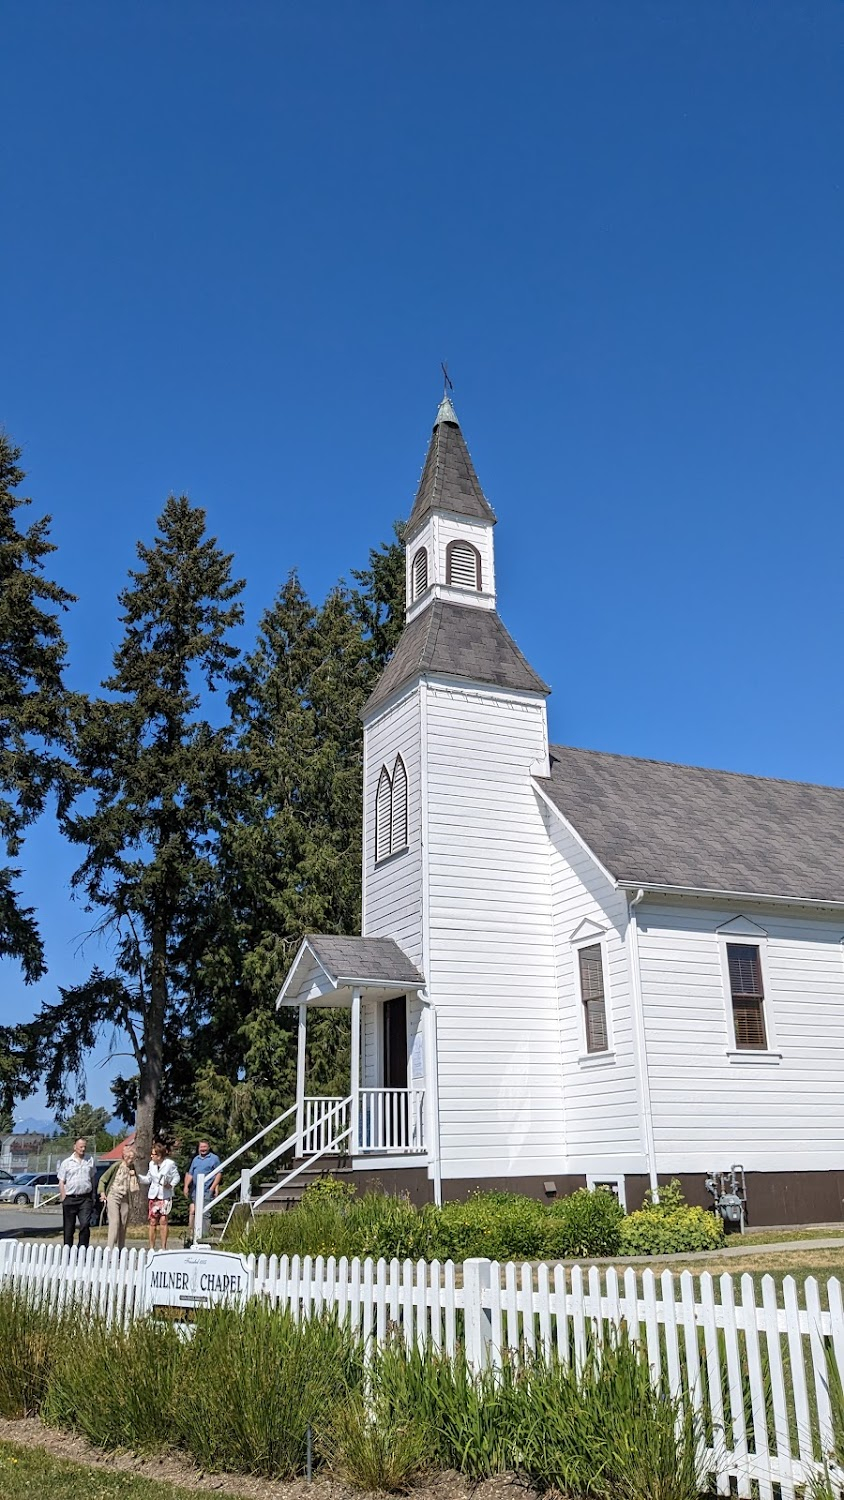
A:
[3, 2, 844, 1115]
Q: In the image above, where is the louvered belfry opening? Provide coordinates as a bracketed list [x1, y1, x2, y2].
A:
[375, 766, 392, 863]
[411, 547, 428, 600]
[446, 538, 482, 591]
[727, 943, 767, 1049]
[390, 755, 408, 851]
[578, 944, 608, 1053]
[375, 757, 408, 863]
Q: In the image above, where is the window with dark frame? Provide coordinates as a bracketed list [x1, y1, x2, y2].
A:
[578, 944, 608, 1054]
[727, 943, 768, 1050]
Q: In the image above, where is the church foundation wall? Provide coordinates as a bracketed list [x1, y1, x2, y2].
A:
[624, 1170, 844, 1227]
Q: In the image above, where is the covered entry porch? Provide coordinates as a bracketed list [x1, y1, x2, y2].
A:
[278, 935, 432, 1160]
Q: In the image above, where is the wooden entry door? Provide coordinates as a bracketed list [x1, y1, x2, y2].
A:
[383, 996, 408, 1089]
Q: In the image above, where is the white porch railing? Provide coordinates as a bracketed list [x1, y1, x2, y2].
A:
[302, 1096, 352, 1155]
[358, 1087, 425, 1152]
[302, 1089, 426, 1154]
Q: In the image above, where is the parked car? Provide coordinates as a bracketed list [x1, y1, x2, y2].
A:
[0, 1169, 16, 1183]
[0, 1172, 60, 1205]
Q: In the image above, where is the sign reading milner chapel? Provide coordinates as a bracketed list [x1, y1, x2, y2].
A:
[144, 1249, 251, 1312]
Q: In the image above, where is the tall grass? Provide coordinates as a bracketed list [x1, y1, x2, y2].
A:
[44, 1314, 183, 1450]
[1, 1288, 702, 1499]
[0, 1286, 70, 1418]
[323, 1335, 704, 1500]
[177, 1303, 360, 1477]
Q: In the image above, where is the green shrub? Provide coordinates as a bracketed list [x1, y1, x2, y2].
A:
[175, 1302, 360, 1477]
[618, 1180, 724, 1256]
[541, 1186, 624, 1259]
[0, 1288, 70, 1418]
[431, 1192, 546, 1261]
[44, 1316, 181, 1450]
[234, 1177, 723, 1265]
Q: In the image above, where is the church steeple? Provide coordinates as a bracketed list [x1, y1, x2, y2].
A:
[406, 397, 497, 535]
[405, 396, 497, 622]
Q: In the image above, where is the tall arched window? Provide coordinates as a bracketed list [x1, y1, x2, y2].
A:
[390, 755, 408, 852]
[375, 766, 392, 863]
[411, 547, 428, 600]
[446, 539, 482, 590]
[374, 757, 410, 863]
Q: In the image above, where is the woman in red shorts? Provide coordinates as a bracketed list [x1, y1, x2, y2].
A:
[138, 1140, 181, 1249]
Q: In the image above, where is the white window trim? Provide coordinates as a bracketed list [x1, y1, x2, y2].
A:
[586, 1175, 627, 1212]
[572, 926, 614, 1062]
[717, 927, 781, 1062]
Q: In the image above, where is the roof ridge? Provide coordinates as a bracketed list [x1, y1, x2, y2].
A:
[547, 743, 844, 796]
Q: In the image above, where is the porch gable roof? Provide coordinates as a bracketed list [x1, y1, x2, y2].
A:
[277, 934, 424, 1008]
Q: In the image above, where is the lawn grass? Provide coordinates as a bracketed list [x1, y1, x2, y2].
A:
[0, 1441, 252, 1499]
[600, 1247, 844, 1302]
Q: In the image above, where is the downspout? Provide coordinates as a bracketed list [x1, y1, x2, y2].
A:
[627, 889, 659, 1203]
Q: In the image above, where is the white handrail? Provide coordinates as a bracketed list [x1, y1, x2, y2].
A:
[195, 1095, 354, 1238]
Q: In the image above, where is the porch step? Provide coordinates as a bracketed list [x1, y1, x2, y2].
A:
[253, 1153, 353, 1213]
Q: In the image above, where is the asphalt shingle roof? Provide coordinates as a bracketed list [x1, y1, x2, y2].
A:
[536, 745, 844, 904]
[406, 400, 497, 533]
[307, 936, 424, 986]
[365, 600, 550, 714]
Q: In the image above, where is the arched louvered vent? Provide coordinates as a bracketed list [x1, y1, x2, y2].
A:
[390, 755, 408, 851]
[411, 547, 428, 600]
[375, 766, 392, 863]
[446, 539, 482, 590]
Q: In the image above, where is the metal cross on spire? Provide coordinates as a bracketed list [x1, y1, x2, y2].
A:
[441, 360, 454, 398]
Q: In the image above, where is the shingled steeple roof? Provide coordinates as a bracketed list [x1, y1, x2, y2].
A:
[406, 397, 497, 534]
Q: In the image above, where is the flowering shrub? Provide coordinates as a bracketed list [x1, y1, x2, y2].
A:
[618, 1180, 725, 1255]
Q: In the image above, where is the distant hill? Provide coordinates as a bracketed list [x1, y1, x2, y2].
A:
[13, 1116, 58, 1136]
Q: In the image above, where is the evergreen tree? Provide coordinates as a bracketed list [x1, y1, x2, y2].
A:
[33, 496, 244, 1168]
[176, 529, 405, 1156]
[0, 433, 74, 982]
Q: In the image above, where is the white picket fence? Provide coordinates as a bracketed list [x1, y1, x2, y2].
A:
[2, 1238, 843, 1499]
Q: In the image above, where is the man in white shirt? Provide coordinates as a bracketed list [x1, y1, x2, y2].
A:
[58, 1136, 96, 1249]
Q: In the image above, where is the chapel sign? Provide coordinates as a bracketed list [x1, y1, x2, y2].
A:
[144, 1249, 251, 1312]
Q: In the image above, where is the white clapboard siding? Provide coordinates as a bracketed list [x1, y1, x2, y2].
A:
[424, 684, 564, 1174]
[3, 1240, 843, 1496]
[363, 687, 423, 971]
[543, 806, 645, 1175]
[637, 899, 844, 1172]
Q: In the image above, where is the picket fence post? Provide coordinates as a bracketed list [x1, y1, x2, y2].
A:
[463, 1257, 493, 1372]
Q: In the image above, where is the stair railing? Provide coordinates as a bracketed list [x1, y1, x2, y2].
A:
[194, 1094, 353, 1242]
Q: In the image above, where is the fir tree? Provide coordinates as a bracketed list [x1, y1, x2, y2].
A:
[0, 433, 74, 982]
[33, 496, 244, 1168]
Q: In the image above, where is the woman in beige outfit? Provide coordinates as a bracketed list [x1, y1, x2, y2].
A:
[99, 1142, 141, 1250]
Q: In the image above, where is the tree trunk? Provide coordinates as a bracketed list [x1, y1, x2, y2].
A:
[131, 919, 167, 1221]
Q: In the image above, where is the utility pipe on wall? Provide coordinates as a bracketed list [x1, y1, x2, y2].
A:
[627, 888, 659, 1203]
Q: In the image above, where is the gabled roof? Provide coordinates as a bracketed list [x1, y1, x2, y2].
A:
[406, 397, 497, 534]
[306, 935, 424, 986]
[278, 935, 425, 1006]
[536, 745, 844, 905]
[365, 600, 550, 715]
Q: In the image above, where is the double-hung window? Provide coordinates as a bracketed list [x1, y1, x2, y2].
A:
[727, 943, 767, 1050]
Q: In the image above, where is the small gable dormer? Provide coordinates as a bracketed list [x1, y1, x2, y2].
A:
[405, 396, 497, 621]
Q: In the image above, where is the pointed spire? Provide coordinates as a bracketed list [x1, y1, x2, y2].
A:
[435, 394, 459, 426]
[406, 397, 497, 533]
